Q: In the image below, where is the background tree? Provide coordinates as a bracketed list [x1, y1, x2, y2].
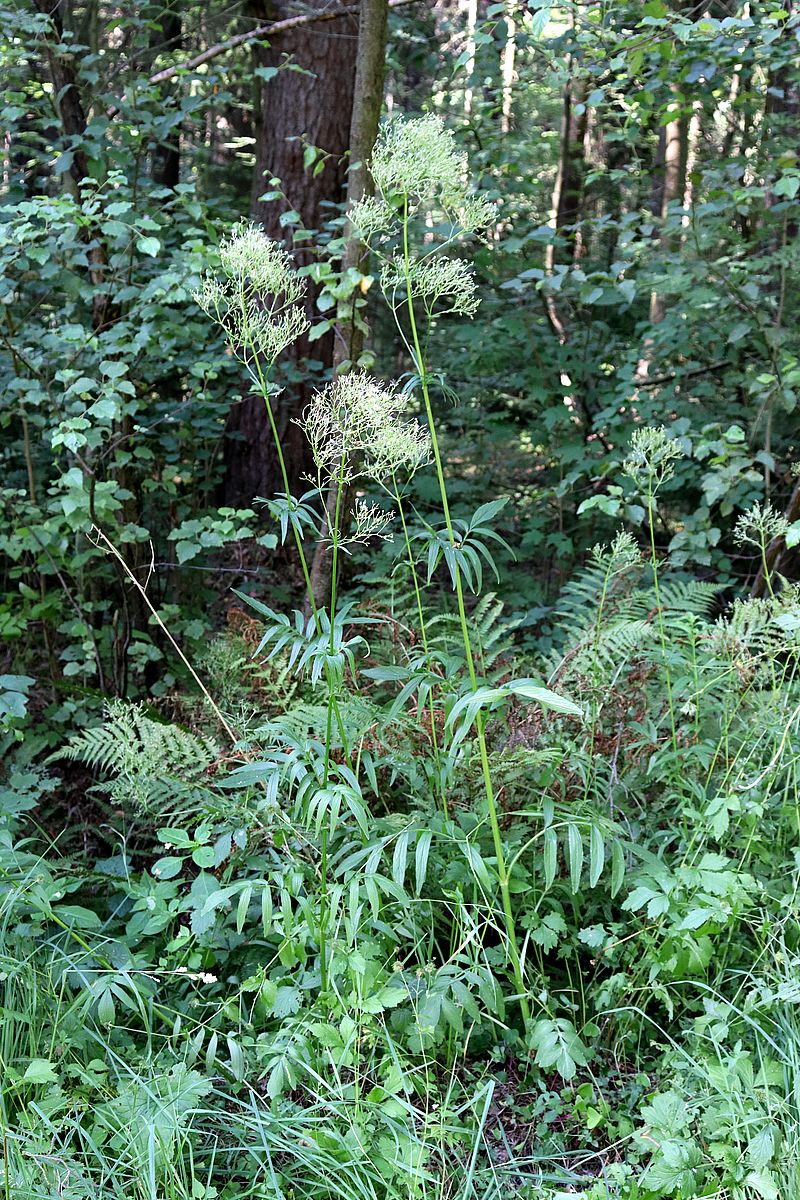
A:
[223, 0, 359, 506]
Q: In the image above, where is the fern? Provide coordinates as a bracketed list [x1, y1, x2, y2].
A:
[55, 702, 220, 815]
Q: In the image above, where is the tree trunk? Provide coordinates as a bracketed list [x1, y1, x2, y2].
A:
[463, 0, 478, 118]
[149, 0, 183, 189]
[223, 0, 359, 507]
[648, 99, 688, 324]
[543, 72, 588, 342]
[308, 0, 389, 609]
[500, 1, 516, 134]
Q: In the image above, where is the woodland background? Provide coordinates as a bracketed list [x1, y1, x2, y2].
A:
[2, 2, 800, 1199]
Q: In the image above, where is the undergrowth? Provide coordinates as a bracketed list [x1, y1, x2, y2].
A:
[2, 116, 799, 1200]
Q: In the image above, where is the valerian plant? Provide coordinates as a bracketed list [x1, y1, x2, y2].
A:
[193, 120, 588, 1041]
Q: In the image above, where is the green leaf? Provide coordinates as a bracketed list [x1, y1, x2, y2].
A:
[23, 1058, 59, 1085]
[543, 826, 558, 889]
[55, 905, 101, 930]
[236, 885, 252, 933]
[611, 841, 625, 898]
[774, 173, 800, 199]
[308, 319, 332, 341]
[152, 855, 184, 880]
[567, 823, 583, 893]
[589, 825, 605, 888]
[136, 235, 161, 257]
[508, 679, 583, 717]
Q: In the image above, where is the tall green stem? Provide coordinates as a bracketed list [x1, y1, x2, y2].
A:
[318, 450, 349, 993]
[240, 315, 352, 766]
[647, 485, 677, 751]
[392, 479, 447, 816]
[400, 201, 530, 1028]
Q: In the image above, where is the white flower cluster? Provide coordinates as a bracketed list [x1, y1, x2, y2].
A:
[350, 114, 493, 242]
[380, 256, 479, 317]
[623, 426, 684, 491]
[299, 372, 431, 485]
[193, 221, 308, 366]
[590, 529, 641, 574]
[372, 114, 468, 202]
[352, 497, 395, 545]
[734, 500, 789, 548]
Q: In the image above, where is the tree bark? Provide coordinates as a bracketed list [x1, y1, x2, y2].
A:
[543, 72, 588, 342]
[31, 0, 115, 331]
[308, 0, 389, 608]
[223, 0, 359, 507]
[149, 0, 183, 189]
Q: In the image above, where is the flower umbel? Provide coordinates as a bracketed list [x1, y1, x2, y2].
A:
[623, 426, 684, 492]
[380, 256, 480, 317]
[351, 115, 493, 240]
[298, 373, 431, 485]
[351, 498, 395, 545]
[590, 529, 642, 575]
[734, 500, 789, 548]
[372, 114, 467, 204]
[193, 221, 308, 367]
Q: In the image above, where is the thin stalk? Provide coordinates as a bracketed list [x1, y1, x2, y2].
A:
[760, 532, 777, 601]
[318, 449, 349, 994]
[646, 485, 677, 751]
[400, 199, 530, 1029]
[392, 477, 447, 815]
[240, 318, 353, 766]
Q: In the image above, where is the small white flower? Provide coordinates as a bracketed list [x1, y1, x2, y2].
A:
[380, 256, 480, 317]
[349, 195, 396, 241]
[734, 500, 789, 548]
[623, 426, 684, 490]
[298, 372, 431, 484]
[372, 115, 467, 205]
[590, 530, 641, 574]
[193, 220, 308, 367]
[351, 497, 395, 545]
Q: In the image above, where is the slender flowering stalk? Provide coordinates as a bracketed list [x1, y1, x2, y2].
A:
[623, 425, 685, 749]
[354, 114, 530, 1028]
[389, 472, 448, 812]
[735, 500, 789, 600]
[297, 371, 431, 991]
[195, 222, 354, 778]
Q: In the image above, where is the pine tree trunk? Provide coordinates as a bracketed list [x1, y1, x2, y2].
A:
[223, 0, 359, 507]
[308, 0, 389, 609]
[149, 0, 183, 189]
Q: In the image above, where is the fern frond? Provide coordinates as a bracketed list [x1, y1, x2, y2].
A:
[54, 702, 220, 814]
